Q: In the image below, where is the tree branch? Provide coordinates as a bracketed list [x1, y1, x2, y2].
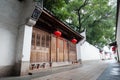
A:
[77, 0, 89, 32]
[78, 0, 89, 11]
[81, 14, 91, 23]
[90, 15, 109, 27]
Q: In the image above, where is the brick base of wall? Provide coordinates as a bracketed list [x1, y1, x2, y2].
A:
[0, 65, 14, 77]
[20, 61, 30, 76]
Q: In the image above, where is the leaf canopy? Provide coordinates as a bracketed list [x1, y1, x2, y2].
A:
[43, 0, 116, 48]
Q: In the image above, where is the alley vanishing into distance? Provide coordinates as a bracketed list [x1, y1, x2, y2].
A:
[0, 0, 119, 80]
[1, 60, 120, 80]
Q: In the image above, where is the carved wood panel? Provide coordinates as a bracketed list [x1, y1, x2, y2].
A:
[69, 42, 77, 61]
[30, 28, 50, 63]
[57, 38, 64, 62]
[63, 40, 69, 61]
[51, 36, 57, 62]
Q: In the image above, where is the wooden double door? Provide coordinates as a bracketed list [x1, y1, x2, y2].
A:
[30, 28, 77, 63]
[50, 36, 77, 62]
[51, 36, 69, 62]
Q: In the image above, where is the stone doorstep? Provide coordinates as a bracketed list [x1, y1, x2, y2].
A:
[82, 60, 101, 64]
[28, 63, 81, 75]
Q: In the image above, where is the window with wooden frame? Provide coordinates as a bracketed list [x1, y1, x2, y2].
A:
[41, 33, 45, 47]
[46, 35, 50, 48]
[30, 28, 50, 63]
[31, 32, 35, 49]
[36, 33, 40, 46]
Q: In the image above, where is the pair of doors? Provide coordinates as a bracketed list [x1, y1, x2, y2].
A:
[51, 36, 69, 62]
[30, 28, 69, 63]
[50, 36, 77, 62]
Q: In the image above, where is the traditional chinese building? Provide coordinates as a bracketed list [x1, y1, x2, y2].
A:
[30, 8, 83, 69]
[0, 0, 83, 77]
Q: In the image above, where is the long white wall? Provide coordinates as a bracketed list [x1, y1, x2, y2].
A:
[0, 0, 23, 66]
[0, 0, 25, 77]
[80, 41, 100, 61]
[0, 0, 43, 76]
[116, 1, 120, 62]
[0, 24, 18, 66]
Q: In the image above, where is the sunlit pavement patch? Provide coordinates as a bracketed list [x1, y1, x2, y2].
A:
[97, 62, 120, 80]
[110, 70, 120, 75]
[110, 66, 120, 76]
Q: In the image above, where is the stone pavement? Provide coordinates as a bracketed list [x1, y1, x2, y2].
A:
[97, 60, 120, 80]
[32, 60, 108, 80]
[0, 60, 109, 80]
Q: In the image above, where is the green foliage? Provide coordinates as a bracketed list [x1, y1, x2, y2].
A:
[43, 0, 116, 48]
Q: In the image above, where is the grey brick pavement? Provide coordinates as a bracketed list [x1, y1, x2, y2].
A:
[97, 60, 120, 80]
[0, 60, 110, 80]
[32, 60, 108, 80]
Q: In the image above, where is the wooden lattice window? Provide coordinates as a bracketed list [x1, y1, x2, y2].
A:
[46, 35, 50, 48]
[30, 28, 51, 63]
[32, 32, 35, 46]
[41, 34, 45, 47]
[36, 33, 40, 46]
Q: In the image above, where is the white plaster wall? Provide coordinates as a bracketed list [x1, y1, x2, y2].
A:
[0, 25, 17, 66]
[15, 0, 36, 62]
[0, 0, 23, 66]
[80, 41, 100, 61]
[16, 0, 43, 62]
[116, 2, 120, 61]
[16, 25, 33, 62]
[22, 25, 33, 61]
[0, 0, 43, 76]
[76, 43, 81, 60]
[76, 30, 86, 61]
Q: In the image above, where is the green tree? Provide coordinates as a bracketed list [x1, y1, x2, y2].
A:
[43, 0, 116, 48]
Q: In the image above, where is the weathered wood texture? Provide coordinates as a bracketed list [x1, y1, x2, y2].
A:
[30, 28, 77, 63]
[30, 28, 50, 63]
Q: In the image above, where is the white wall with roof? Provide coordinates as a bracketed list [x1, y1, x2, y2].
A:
[76, 30, 100, 61]
[80, 41, 100, 61]
[116, 1, 120, 62]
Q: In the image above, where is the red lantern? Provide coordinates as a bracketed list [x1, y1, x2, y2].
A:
[54, 30, 62, 37]
[71, 38, 77, 44]
[112, 46, 116, 51]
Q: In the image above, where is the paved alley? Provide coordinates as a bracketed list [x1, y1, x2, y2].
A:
[97, 60, 120, 80]
[31, 60, 108, 80]
[0, 60, 109, 80]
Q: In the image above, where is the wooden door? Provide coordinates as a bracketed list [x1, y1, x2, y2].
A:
[30, 28, 50, 63]
[57, 38, 64, 62]
[63, 40, 69, 61]
[51, 36, 69, 62]
[51, 36, 57, 62]
[31, 30, 37, 63]
[69, 42, 77, 62]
